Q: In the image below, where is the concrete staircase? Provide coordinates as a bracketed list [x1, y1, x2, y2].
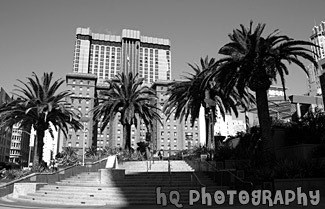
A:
[4, 161, 226, 206]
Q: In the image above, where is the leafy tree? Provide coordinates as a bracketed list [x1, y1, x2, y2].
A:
[205, 21, 318, 150]
[163, 57, 254, 147]
[93, 72, 161, 150]
[0, 72, 82, 167]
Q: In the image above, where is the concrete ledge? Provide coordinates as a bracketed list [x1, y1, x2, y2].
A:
[99, 168, 125, 184]
[13, 183, 47, 198]
[274, 178, 325, 193]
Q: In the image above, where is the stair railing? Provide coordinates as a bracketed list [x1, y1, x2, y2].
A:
[201, 160, 253, 191]
[185, 158, 253, 191]
[190, 171, 206, 187]
[168, 156, 171, 185]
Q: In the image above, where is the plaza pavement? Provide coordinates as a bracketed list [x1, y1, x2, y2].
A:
[0, 198, 324, 209]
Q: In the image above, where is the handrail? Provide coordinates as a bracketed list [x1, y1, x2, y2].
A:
[0, 156, 109, 189]
[204, 161, 253, 187]
[191, 171, 206, 187]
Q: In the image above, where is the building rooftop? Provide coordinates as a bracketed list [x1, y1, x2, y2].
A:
[76, 27, 170, 46]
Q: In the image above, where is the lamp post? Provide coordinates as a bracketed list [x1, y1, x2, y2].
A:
[28, 134, 36, 167]
[80, 116, 90, 166]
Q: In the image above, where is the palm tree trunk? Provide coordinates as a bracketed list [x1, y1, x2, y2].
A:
[37, 130, 45, 164]
[32, 135, 38, 168]
[33, 129, 45, 168]
[123, 124, 131, 150]
[255, 88, 273, 152]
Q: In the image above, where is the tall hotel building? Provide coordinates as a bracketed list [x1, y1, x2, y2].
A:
[72, 27, 171, 84]
[308, 21, 325, 96]
[64, 28, 178, 152]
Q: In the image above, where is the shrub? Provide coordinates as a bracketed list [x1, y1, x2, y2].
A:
[312, 144, 325, 158]
[117, 149, 145, 162]
[273, 159, 324, 179]
[1, 169, 32, 181]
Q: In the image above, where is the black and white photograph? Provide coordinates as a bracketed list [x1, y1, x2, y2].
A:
[0, 0, 324, 208]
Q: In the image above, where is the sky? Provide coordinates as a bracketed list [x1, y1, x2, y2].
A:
[1, 0, 325, 96]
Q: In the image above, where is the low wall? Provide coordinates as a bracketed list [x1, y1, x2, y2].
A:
[224, 160, 250, 169]
[99, 168, 125, 184]
[275, 144, 318, 160]
[12, 183, 47, 198]
[274, 178, 325, 193]
[0, 157, 108, 197]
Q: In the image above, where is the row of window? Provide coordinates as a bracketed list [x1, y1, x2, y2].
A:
[71, 80, 92, 85]
[11, 135, 22, 141]
[10, 149, 20, 155]
[11, 142, 21, 149]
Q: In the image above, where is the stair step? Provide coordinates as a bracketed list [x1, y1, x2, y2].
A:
[8, 160, 228, 206]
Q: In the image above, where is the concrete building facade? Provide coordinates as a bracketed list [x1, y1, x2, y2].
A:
[72, 27, 171, 84]
[152, 81, 201, 155]
[0, 87, 12, 162]
[9, 124, 31, 166]
[66, 27, 172, 153]
[308, 21, 325, 96]
[64, 73, 97, 155]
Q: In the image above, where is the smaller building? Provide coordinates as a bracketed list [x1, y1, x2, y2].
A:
[214, 112, 246, 137]
[64, 73, 97, 156]
[0, 87, 12, 163]
[151, 80, 202, 154]
[9, 124, 31, 166]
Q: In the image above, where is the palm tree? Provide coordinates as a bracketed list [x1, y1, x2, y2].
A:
[163, 57, 254, 147]
[205, 21, 318, 151]
[85, 146, 99, 159]
[0, 72, 82, 167]
[93, 72, 161, 150]
[59, 147, 79, 166]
